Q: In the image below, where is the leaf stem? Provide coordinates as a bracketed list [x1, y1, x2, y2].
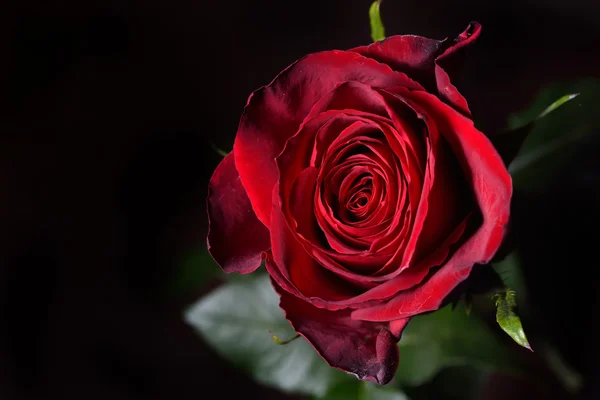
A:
[267, 330, 300, 345]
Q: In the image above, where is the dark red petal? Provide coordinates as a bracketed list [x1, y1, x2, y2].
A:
[389, 318, 410, 340]
[380, 87, 473, 265]
[406, 91, 511, 239]
[351, 35, 442, 87]
[207, 153, 270, 274]
[234, 51, 419, 227]
[276, 110, 397, 254]
[268, 165, 434, 307]
[305, 80, 423, 124]
[272, 278, 400, 384]
[265, 242, 431, 310]
[270, 181, 359, 302]
[265, 253, 350, 311]
[362, 89, 437, 273]
[310, 249, 431, 293]
[434, 22, 482, 116]
[352, 23, 481, 116]
[412, 135, 472, 262]
[378, 89, 427, 175]
[351, 92, 511, 322]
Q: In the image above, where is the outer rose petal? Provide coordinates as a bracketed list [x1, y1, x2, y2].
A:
[207, 153, 270, 274]
[350, 36, 440, 84]
[352, 92, 511, 321]
[378, 87, 473, 264]
[434, 22, 481, 116]
[351, 22, 481, 116]
[234, 51, 420, 227]
[270, 179, 360, 304]
[272, 278, 405, 384]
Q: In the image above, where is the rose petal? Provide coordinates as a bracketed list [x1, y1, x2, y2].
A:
[378, 87, 472, 270]
[351, 92, 511, 322]
[351, 34, 442, 88]
[316, 122, 386, 253]
[269, 169, 437, 307]
[412, 135, 472, 263]
[367, 100, 425, 259]
[369, 89, 438, 272]
[271, 180, 360, 302]
[273, 278, 401, 384]
[278, 111, 389, 219]
[234, 51, 422, 227]
[434, 22, 482, 116]
[277, 110, 401, 256]
[389, 318, 410, 339]
[265, 241, 433, 310]
[207, 153, 270, 274]
[317, 116, 417, 260]
[304, 80, 422, 129]
[288, 167, 380, 290]
[351, 22, 482, 116]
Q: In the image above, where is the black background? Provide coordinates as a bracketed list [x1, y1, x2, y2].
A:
[1, 1, 599, 399]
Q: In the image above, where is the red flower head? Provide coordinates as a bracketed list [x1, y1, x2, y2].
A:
[207, 23, 511, 384]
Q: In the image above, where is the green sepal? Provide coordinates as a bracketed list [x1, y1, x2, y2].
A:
[369, 1, 385, 42]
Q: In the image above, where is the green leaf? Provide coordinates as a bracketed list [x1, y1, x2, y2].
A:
[507, 78, 600, 191]
[395, 305, 517, 386]
[493, 289, 532, 351]
[168, 248, 224, 296]
[184, 274, 350, 396]
[185, 275, 520, 393]
[537, 93, 579, 119]
[317, 380, 409, 400]
[369, 1, 385, 42]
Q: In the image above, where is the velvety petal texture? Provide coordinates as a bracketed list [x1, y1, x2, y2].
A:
[207, 153, 270, 274]
[352, 22, 481, 116]
[272, 276, 401, 384]
[206, 23, 512, 385]
[234, 51, 423, 227]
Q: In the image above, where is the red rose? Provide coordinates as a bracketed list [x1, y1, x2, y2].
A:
[207, 22, 511, 384]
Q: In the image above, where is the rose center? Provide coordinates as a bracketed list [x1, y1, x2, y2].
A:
[319, 135, 394, 233]
[341, 175, 375, 221]
[348, 188, 371, 209]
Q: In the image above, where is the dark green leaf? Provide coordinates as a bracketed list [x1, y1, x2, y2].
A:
[185, 275, 520, 392]
[184, 274, 350, 396]
[395, 305, 516, 386]
[168, 248, 223, 296]
[493, 289, 532, 351]
[537, 93, 579, 119]
[507, 78, 600, 191]
[317, 380, 409, 400]
[369, 1, 385, 42]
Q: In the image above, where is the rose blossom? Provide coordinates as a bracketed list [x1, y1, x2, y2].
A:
[207, 22, 511, 384]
